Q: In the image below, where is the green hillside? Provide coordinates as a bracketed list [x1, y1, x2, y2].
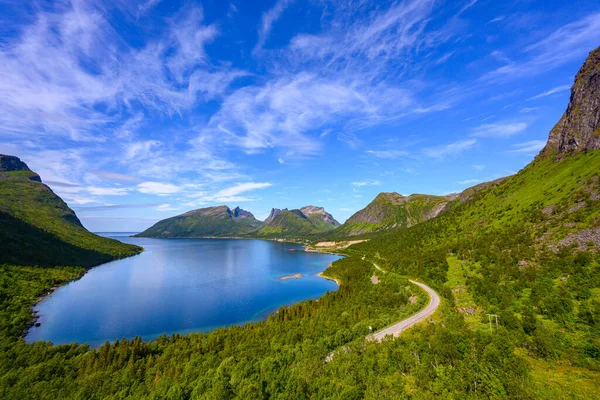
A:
[331, 192, 450, 237]
[136, 206, 264, 237]
[0, 156, 141, 267]
[256, 209, 326, 237]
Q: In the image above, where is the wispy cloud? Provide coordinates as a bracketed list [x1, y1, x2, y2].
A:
[137, 182, 181, 196]
[510, 140, 546, 153]
[75, 203, 161, 211]
[527, 85, 571, 100]
[352, 180, 382, 187]
[338, 132, 363, 150]
[212, 182, 272, 198]
[424, 139, 476, 158]
[366, 150, 409, 159]
[485, 13, 600, 80]
[156, 204, 180, 212]
[457, 178, 481, 185]
[90, 170, 141, 183]
[254, 0, 294, 53]
[472, 122, 528, 137]
[87, 187, 130, 196]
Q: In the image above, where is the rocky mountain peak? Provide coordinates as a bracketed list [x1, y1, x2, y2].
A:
[374, 192, 406, 205]
[538, 46, 600, 159]
[300, 205, 340, 226]
[265, 208, 284, 224]
[300, 205, 325, 215]
[0, 154, 41, 182]
[231, 206, 256, 219]
[0, 155, 30, 172]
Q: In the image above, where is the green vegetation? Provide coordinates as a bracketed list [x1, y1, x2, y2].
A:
[0, 169, 141, 266]
[256, 209, 328, 238]
[1, 148, 600, 398]
[136, 206, 264, 238]
[329, 192, 450, 237]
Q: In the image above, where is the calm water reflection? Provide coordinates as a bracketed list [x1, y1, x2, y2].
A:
[26, 235, 341, 346]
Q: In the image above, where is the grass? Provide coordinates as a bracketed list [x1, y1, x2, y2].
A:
[526, 353, 600, 399]
[445, 256, 482, 327]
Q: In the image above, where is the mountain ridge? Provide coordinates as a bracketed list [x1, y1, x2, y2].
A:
[0, 156, 141, 266]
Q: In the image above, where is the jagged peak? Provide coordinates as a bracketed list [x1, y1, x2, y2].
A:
[537, 46, 600, 159]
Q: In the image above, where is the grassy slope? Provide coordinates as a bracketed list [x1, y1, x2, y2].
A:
[137, 213, 264, 238]
[256, 210, 328, 238]
[305, 214, 339, 231]
[450, 150, 600, 238]
[331, 194, 449, 237]
[350, 149, 600, 398]
[0, 171, 141, 266]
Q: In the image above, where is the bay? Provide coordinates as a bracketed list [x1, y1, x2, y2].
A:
[26, 235, 341, 347]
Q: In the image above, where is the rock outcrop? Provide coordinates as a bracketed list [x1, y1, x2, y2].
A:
[300, 205, 340, 229]
[0, 154, 41, 182]
[265, 208, 283, 224]
[538, 46, 600, 159]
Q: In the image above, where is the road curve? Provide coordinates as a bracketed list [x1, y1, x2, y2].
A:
[369, 279, 440, 341]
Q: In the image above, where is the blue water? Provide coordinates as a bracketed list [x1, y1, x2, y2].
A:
[26, 235, 341, 347]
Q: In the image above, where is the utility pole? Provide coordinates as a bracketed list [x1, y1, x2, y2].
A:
[486, 314, 499, 332]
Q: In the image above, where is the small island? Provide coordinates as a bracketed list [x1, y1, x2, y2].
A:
[278, 273, 302, 280]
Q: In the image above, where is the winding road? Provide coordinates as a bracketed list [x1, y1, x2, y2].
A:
[325, 261, 441, 361]
[369, 279, 440, 341]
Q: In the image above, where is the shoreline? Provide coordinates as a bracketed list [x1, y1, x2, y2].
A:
[317, 264, 341, 286]
[23, 250, 142, 340]
[24, 237, 345, 344]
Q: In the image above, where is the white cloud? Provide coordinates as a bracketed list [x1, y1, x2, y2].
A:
[485, 13, 600, 80]
[519, 107, 541, 113]
[338, 132, 363, 150]
[527, 85, 571, 101]
[137, 182, 181, 195]
[254, 0, 294, 53]
[90, 170, 141, 183]
[457, 179, 482, 185]
[87, 186, 130, 196]
[156, 203, 180, 212]
[213, 182, 272, 198]
[366, 150, 409, 159]
[0, 2, 242, 141]
[424, 139, 476, 158]
[61, 195, 97, 205]
[472, 122, 528, 138]
[510, 140, 546, 153]
[472, 164, 485, 171]
[352, 180, 382, 187]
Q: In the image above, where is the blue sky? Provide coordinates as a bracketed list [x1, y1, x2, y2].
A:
[1, 0, 599, 231]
